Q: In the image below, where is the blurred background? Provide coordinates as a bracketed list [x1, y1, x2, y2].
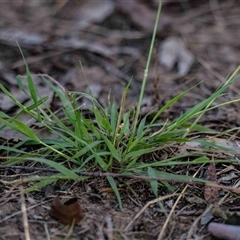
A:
[0, 0, 239, 125]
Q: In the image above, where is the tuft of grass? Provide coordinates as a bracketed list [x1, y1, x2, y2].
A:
[0, 0, 240, 210]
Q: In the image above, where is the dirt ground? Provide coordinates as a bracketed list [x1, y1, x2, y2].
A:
[0, 1, 240, 239]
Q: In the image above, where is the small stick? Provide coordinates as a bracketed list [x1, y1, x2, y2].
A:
[1, 166, 240, 194]
[20, 186, 31, 240]
[124, 193, 179, 231]
[158, 167, 202, 239]
[105, 216, 113, 240]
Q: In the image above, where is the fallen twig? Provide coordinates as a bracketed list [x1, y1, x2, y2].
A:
[1, 165, 240, 194]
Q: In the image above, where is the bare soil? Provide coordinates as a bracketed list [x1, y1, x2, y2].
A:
[0, 1, 240, 239]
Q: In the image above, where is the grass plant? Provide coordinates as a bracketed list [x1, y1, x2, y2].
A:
[0, 0, 240, 210]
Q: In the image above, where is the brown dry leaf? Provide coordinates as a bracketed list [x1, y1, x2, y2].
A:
[0, 62, 18, 86]
[55, 39, 116, 59]
[186, 196, 206, 205]
[204, 163, 219, 204]
[72, 0, 115, 31]
[0, 75, 53, 112]
[219, 171, 238, 183]
[116, 0, 170, 34]
[210, 138, 240, 155]
[66, 66, 125, 107]
[159, 37, 195, 76]
[0, 86, 29, 111]
[201, 210, 214, 226]
[211, 204, 229, 220]
[0, 75, 55, 141]
[99, 187, 124, 194]
[50, 196, 84, 225]
[0, 127, 27, 141]
[180, 137, 240, 158]
[0, 29, 47, 48]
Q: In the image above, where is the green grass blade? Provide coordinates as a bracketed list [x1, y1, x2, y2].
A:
[137, 116, 147, 138]
[25, 157, 79, 179]
[148, 167, 158, 197]
[110, 102, 118, 132]
[25, 178, 56, 192]
[102, 136, 122, 162]
[0, 117, 40, 142]
[149, 84, 199, 129]
[16, 75, 28, 96]
[125, 146, 163, 160]
[72, 141, 102, 158]
[130, 0, 162, 144]
[107, 176, 123, 211]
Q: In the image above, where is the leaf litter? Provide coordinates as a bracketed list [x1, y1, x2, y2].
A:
[159, 37, 195, 77]
[1, 1, 240, 239]
[50, 196, 84, 225]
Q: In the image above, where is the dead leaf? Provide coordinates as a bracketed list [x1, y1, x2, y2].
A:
[201, 210, 214, 226]
[50, 196, 84, 225]
[159, 37, 195, 76]
[210, 138, 240, 155]
[0, 29, 47, 48]
[74, 0, 115, 28]
[99, 187, 124, 194]
[204, 163, 219, 204]
[116, 0, 170, 34]
[181, 137, 240, 157]
[0, 86, 29, 111]
[219, 171, 238, 182]
[201, 205, 229, 227]
[85, 84, 102, 99]
[66, 0, 115, 38]
[65, 66, 126, 107]
[0, 74, 55, 141]
[55, 39, 115, 59]
[0, 62, 18, 86]
[211, 204, 229, 220]
[0, 75, 53, 111]
[186, 196, 206, 205]
[0, 127, 27, 141]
